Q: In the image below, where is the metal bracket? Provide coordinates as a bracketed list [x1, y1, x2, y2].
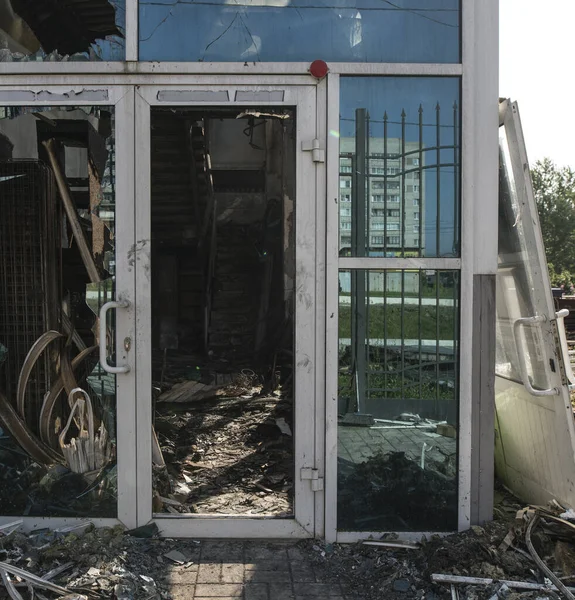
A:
[301, 139, 325, 163]
[300, 467, 324, 491]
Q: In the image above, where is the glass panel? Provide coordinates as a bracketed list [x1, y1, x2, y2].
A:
[495, 128, 552, 389]
[0, 105, 117, 517]
[337, 269, 459, 531]
[339, 77, 461, 258]
[139, 0, 460, 63]
[0, 1, 125, 61]
[149, 108, 295, 516]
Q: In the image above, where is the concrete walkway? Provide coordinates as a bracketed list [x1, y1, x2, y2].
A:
[164, 542, 358, 599]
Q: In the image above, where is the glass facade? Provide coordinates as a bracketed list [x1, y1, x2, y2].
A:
[139, 0, 460, 63]
[339, 77, 461, 258]
[0, 1, 125, 61]
[337, 269, 459, 531]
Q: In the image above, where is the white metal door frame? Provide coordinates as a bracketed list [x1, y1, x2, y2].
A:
[134, 80, 322, 538]
[0, 85, 138, 530]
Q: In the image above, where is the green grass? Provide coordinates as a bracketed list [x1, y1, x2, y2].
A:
[338, 304, 457, 340]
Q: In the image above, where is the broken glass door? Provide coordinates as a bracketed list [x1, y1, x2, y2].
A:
[495, 99, 575, 507]
[0, 90, 135, 521]
[135, 84, 319, 536]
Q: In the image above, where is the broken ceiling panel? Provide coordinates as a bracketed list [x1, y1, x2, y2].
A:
[9, 0, 123, 56]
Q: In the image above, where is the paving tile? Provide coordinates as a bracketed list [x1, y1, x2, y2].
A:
[164, 564, 199, 585]
[245, 560, 290, 572]
[269, 583, 296, 600]
[195, 583, 243, 597]
[244, 543, 288, 561]
[169, 585, 195, 599]
[293, 583, 343, 596]
[221, 563, 244, 584]
[244, 583, 269, 600]
[287, 547, 306, 561]
[197, 563, 222, 584]
[201, 542, 244, 562]
[248, 570, 291, 583]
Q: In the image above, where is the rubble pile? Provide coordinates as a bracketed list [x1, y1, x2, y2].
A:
[152, 361, 294, 515]
[308, 494, 575, 600]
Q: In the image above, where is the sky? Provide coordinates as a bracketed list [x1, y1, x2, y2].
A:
[500, 0, 575, 168]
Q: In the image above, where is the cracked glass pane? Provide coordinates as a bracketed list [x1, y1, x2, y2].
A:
[139, 0, 460, 63]
[0, 0, 125, 62]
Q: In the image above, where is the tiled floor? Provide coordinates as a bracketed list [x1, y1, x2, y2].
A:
[163, 542, 359, 599]
[338, 425, 456, 466]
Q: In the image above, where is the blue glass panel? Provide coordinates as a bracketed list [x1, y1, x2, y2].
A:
[339, 77, 461, 258]
[139, 0, 460, 63]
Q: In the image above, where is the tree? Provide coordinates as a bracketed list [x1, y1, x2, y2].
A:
[531, 158, 575, 286]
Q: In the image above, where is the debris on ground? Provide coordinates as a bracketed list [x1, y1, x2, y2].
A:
[0, 491, 573, 600]
[152, 356, 294, 516]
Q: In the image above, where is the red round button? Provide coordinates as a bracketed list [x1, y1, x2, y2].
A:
[309, 60, 329, 80]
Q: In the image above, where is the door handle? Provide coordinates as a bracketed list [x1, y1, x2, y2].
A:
[99, 300, 131, 374]
[555, 308, 575, 385]
[512, 315, 559, 396]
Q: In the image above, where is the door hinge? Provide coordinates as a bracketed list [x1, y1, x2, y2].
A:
[301, 139, 325, 163]
[300, 467, 324, 491]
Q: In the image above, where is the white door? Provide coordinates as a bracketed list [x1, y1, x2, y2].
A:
[133, 81, 323, 537]
[495, 99, 575, 508]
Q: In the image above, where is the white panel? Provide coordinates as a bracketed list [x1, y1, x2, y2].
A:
[157, 90, 230, 102]
[134, 89, 154, 527]
[324, 73, 340, 544]
[115, 86, 139, 529]
[235, 90, 285, 102]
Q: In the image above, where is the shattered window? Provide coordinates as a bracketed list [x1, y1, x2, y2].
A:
[0, 0, 125, 62]
[337, 269, 459, 531]
[0, 105, 118, 517]
[339, 77, 461, 259]
[139, 0, 460, 63]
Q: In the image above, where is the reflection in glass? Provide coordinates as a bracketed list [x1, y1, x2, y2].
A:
[139, 0, 460, 63]
[495, 129, 551, 389]
[0, 105, 117, 517]
[337, 269, 459, 531]
[0, 0, 125, 61]
[339, 77, 461, 259]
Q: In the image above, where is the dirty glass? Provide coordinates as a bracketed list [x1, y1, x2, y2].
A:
[495, 128, 552, 389]
[339, 77, 461, 259]
[0, 1, 125, 62]
[0, 105, 118, 517]
[337, 269, 459, 531]
[139, 0, 460, 63]
[149, 107, 296, 517]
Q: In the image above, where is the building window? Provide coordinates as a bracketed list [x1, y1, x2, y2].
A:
[413, 185, 420, 192]
[387, 236, 400, 245]
[388, 209, 400, 217]
[389, 195, 400, 203]
[371, 222, 385, 230]
[341, 194, 351, 202]
[372, 181, 385, 189]
[371, 167, 385, 175]
[414, 212, 419, 220]
[413, 225, 419, 233]
[371, 194, 384, 203]
[387, 223, 400, 231]
[341, 222, 351, 230]
[340, 179, 351, 188]
[340, 207, 351, 216]
[387, 181, 400, 190]
[340, 166, 352, 174]
[413, 198, 420, 206]
[371, 236, 384, 245]
[341, 236, 351, 245]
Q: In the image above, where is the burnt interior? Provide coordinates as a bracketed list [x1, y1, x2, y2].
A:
[150, 108, 296, 515]
[0, 107, 117, 516]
